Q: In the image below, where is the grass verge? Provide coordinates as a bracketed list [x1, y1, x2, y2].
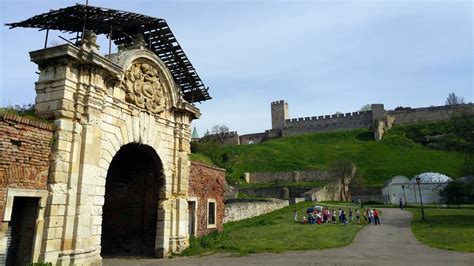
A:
[408, 207, 474, 252]
[181, 201, 364, 256]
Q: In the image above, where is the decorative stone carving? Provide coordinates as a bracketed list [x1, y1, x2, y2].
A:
[122, 63, 167, 113]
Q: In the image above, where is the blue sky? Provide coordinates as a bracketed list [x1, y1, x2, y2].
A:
[1, 0, 472, 135]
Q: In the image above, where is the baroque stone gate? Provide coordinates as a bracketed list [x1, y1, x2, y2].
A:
[5, 4, 211, 265]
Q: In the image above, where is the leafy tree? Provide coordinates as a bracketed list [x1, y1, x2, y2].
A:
[440, 180, 466, 205]
[449, 112, 474, 176]
[359, 104, 371, 111]
[445, 92, 465, 105]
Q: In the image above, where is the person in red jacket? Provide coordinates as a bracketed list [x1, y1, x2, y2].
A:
[373, 209, 381, 225]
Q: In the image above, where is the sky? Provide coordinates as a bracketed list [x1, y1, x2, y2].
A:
[0, 0, 472, 135]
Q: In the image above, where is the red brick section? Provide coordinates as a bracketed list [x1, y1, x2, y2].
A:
[189, 161, 226, 237]
[0, 113, 54, 226]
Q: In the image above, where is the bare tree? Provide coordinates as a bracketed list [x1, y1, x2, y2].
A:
[210, 124, 230, 145]
[446, 92, 465, 105]
[330, 158, 357, 201]
[211, 124, 229, 135]
[359, 104, 371, 111]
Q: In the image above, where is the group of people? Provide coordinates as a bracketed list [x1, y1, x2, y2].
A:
[295, 206, 381, 226]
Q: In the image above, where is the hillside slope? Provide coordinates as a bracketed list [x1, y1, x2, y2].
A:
[193, 123, 466, 186]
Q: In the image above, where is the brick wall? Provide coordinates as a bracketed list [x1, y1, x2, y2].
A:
[188, 161, 226, 237]
[0, 113, 54, 224]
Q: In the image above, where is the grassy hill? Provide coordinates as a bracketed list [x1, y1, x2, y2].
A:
[193, 121, 469, 186]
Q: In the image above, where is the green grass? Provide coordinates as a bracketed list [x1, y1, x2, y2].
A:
[189, 153, 216, 166]
[197, 128, 463, 186]
[182, 201, 364, 256]
[408, 207, 474, 252]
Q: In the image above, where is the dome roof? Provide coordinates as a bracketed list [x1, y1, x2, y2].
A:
[411, 172, 452, 184]
[386, 175, 410, 186]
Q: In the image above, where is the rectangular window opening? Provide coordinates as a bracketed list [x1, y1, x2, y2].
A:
[208, 202, 215, 225]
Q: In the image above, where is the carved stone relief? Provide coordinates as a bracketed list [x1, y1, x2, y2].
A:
[122, 63, 167, 113]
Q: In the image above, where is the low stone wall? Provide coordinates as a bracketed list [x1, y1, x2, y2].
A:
[223, 199, 289, 223]
[239, 186, 311, 199]
[245, 170, 331, 183]
[351, 185, 383, 203]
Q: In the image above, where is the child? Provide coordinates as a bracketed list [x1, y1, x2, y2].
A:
[356, 209, 360, 224]
[341, 210, 347, 226]
[349, 209, 353, 223]
[369, 209, 374, 225]
[332, 210, 337, 224]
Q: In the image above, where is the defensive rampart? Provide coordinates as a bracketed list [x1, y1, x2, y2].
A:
[198, 101, 473, 146]
[388, 104, 473, 124]
[283, 111, 373, 136]
[245, 170, 331, 183]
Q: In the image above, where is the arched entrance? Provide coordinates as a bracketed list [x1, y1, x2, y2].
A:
[101, 143, 164, 257]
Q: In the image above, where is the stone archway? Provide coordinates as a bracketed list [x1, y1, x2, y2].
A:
[30, 44, 200, 264]
[101, 143, 163, 257]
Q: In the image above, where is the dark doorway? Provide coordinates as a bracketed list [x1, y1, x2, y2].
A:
[188, 201, 196, 237]
[101, 143, 163, 257]
[6, 197, 39, 266]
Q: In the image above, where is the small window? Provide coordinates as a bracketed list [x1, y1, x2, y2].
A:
[208, 202, 215, 224]
[207, 199, 216, 228]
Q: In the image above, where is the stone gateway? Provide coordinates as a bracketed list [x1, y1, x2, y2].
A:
[29, 43, 199, 264]
[3, 4, 212, 265]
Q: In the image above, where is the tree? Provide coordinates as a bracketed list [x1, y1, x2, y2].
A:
[440, 180, 466, 205]
[211, 124, 229, 135]
[330, 158, 357, 201]
[359, 104, 371, 111]
[445, 92, 465, 105]
[449, 112, 474, 176]
[210, 124, 230, 145]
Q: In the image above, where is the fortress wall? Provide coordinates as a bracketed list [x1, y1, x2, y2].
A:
[283, 111, 373, 136]
[239, 132, 266, 145]
[200, 131, 240, 146]
[389, 104, 473, 125]
[239, 186, 312, 199]
[246, 170, 331, 183]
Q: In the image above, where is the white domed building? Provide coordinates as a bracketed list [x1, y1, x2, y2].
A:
[382, 172, 452, 205]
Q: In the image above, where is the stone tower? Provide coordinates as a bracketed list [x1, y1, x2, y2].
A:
[371, 104, 385, 122]
[271, 100, 289, 129]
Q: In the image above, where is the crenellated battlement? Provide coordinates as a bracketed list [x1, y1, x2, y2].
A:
[271, 100, 286, 106]
[285, 110, 373, 124]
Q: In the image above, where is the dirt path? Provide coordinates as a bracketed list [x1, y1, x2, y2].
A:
[104, 208, 474, 265]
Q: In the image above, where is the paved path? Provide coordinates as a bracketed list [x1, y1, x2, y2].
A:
[104, 208, 474, 265]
